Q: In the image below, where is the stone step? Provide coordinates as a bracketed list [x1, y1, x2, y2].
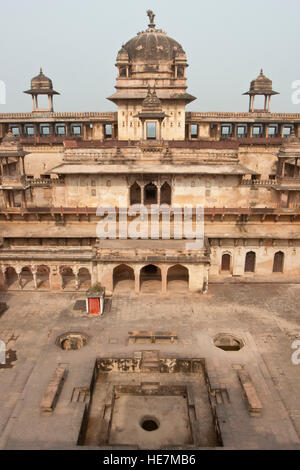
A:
[141, 350, 160, 372]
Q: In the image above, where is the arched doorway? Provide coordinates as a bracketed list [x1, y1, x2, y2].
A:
[36, 265, 50, 289]
[140, 264, 161, 293]
[5, 267, 18, 289]
[167, 265, 189, 292]
[60, 266, 75, 289]
[20, 266, 34, 289]
[130, 182, 141, 205]
[113, 264, 135, 292]
[160, 182, 171, 205]
[78, 268, 91, 290]
[221, 254, 231, 272]
[144, 183, 157, 205]
[244, 251, 256, 273]
[273, 251, 284, 273]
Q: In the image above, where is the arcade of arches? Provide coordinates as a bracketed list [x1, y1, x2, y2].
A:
[0, 250, 292, 293]
[129, 181, 172, 205]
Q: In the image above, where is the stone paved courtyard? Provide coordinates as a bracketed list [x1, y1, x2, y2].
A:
[0, 284, 299, 449]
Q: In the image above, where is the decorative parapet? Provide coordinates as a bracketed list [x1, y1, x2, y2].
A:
[186, 111, 300, 121]
[25, 176, 65, 186]
[240, 177, 277, 186]
[276, 176, 300, 187]
[0, 111, 117, 122]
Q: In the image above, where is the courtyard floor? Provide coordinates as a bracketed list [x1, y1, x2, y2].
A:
[0, 284, 299, 449]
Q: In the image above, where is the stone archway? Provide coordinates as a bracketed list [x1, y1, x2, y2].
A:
[60, 266, 75, 290]
[167, 264, 189, 292]
[36, 265, 50, 289]
[78, 268, 91, 290]
[140, 264, 162, 293]
[5, 267, 18, 289]
[113, 264, 135, 292]
[20, 266, 34, 289]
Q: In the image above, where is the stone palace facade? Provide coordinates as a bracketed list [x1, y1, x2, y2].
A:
[1, 11, 300, 295]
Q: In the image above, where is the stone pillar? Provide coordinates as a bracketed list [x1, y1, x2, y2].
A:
[232, 248, 244, 276]
[141, 184, 145, 205]
[161, 266, 167, 294]
[134, 268, 140, 294]
[265, 124, 269, 138]
[74, 266, 79, 290]
[91, 262, 98, 285]
[15, 265, 22, 290]
[49, 266, 62, 290]
[232, 123, 237, 137]
[203, 265, 210, 294]
[31, 265, 38, 290]
[0, 265, 7, 291]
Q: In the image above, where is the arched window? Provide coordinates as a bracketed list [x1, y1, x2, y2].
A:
[144, 183, 157, 205]
[130, 182, 141, 205]
[221, 254, 231, 272]
[244, 251, 256, 273]
[160, 182, 171, 205]
[273, 251, 284, 273]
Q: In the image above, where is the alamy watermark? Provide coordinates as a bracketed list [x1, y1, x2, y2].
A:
[0, 340, 5, 365]
[96, 204, 204, 250]
[291, 339, 300, 365]
[0, 80, 6, 105]
[291, 81, 300, 105]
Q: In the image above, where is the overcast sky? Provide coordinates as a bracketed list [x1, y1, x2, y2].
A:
[1, 0, 300, 113]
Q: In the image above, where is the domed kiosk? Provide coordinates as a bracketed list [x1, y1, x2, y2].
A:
[24, 68, 60, 112]
[108, 10, 196, 140]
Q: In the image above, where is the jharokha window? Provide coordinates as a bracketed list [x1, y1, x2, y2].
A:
[146, 122, 157, 140]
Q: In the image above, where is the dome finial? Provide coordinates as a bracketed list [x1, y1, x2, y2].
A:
[40, 67, 43, 74]
[146, 9, 156, 28]
[260, 68, 263, 75]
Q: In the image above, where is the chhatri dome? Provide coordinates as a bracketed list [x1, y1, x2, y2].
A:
[108, 10, 195, 140]
[120, 10, 186, 63]
[108, 10, 195, 108]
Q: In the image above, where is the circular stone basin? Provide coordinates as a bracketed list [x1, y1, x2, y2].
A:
[56, 332, 87, 350]
[140, 416, 160, 432]
[214, 333, 243, 351]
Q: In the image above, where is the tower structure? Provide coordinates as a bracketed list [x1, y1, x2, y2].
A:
[108, 10, 195, 140]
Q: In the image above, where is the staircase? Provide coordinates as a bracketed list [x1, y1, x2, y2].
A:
[141, 350, 160, 372]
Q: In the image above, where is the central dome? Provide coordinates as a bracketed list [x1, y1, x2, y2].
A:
[123, 29, 185, 63]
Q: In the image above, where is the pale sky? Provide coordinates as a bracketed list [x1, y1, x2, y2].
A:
[1, 0, 300, 113]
